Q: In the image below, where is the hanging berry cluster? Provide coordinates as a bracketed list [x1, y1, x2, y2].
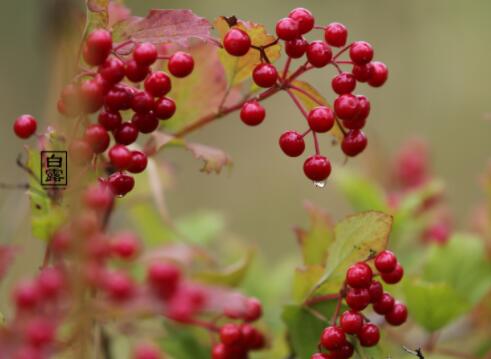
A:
[311, 250, 407, 359]
[222, 8, 388, 184]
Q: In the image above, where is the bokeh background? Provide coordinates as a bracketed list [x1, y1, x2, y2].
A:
[1, 0, 490, 308]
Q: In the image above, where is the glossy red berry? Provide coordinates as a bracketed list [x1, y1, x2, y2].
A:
[244, 297, 263, 322]
[84, 124, 110, 154]
[352, 64, 373, 82]
[212, 343, 230, 359]
[128, 151, 148, 174]
[133, 42, 158, 67]
[372, 292, 395, 315]
[108, 172, 134, 196]
[276, 17, 300, 40]
[307, 106, 335, 133]
[375, 250, 397, 273]
[252, 63, 278, 88]
[125, 60, 150, 82]
[307, 41, 332, 68]
[103, 270, 135, 301]
[354, 95, 370, 121]
[83, 183, 113, 211]
[99, 57, 125, 84]
[279, 131, 305, 157]
[340, 310, 363, 334]
[350, 41, 374, 65]
[83, 29, 112, 66]
[79, 79, 104, 113]
[288, 8, 314, 34]
[13, 115, 37, 139]
[303, 155, 331, 181]
[69, 140, 93, 165]
[332, 72, 356, 95]
[133, 343, 161, 359]
[385, 302, 408, 326]
[168, 51, 194, 78]
[147, 262, 181, 299]
[324, 22, 348, 47]
[223, 28, 251, 56]
[108, 144, 132, 170]
[144, 72, 171, 97]
[380, 262, 404, 284]
[13, 280, 40, 310]
[104, 85, 133, 112]
[155, 97, 176, 120]
[132, 112, 159, 133]
[321, 326, 346, 350]
[25, 318, 55, 348]
[37, 267, 65, 299]
[345, 287, 370, 311]
[346, 262, 373, 288]
[111, 232, 140, 259]
[285, 37, 308, 58]
[368, 61, 388, 87]
[98, 110, 122, 131]
[114, 123, 139, 145]
[341, 130, 367, 157]
[332, 343, 354, 359]
[358, 323, 380, 347]
[220, 324, 243, 346]
[368, 280, 383, 303]
[240, 100, 265, 126]
[334, 94, 360, 120]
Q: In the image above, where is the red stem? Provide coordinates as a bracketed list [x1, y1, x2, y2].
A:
[282, 57, 292, 80]
[284, 88, 308, 118]
[330, 294, 343, 325]
[288, 84, 324, 106]
[333, 44, 352, 61]
[313, 132, 320, 155]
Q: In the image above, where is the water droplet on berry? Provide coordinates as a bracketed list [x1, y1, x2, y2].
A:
[313, 180, 326, 188]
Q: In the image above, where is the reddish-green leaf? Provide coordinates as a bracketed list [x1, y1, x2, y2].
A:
[186, 143, 232, 174]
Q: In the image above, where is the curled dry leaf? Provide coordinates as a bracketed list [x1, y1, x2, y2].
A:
[186, 143, 232, 174]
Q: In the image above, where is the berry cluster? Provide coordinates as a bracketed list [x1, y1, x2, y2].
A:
[222, 8, 388, 184]
[311, 250, 407, 358]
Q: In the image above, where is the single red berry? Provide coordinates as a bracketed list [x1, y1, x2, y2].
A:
[332, 72, 356, 95]
[345, 287, 370, 311]
[307, 106, 335, 133]
[108, 144, 132, 170]
[211, 343, 230, 359]
[13, 115, 37, 139]
[108, 172, 135, 196]
[220, 324, 243, 346]
[276, 17, 300, 40]
[104, 85, 133, 112]
[346, 262, 373, 288]
[244, 297, 263, 322]
[240, 100, 265, 126]
[132, 112, 159, 134]
[385, 301, 408, 326]
[128, 150, 148, 174]
[368, 61, 388, 87]
[111, 232, 140, 259]
[83, 29, 113, 66]
[84, 124, 110, 154]
[99, 57, 125, 84]
[334, 94, 360, 120]
[288, 8, 314, 34]
[352, 64, 373, 82]
[279, 131, 305, 157]
[38, 267, 65, 299]
[168, 51, 194, 78]
[98, 110, 122, 131]
[324, 22, 348, 47]
[354, 95, 370, 121]
[252, 63, 278, 88]
[285, 37, 308, 58]
[372, 292, 395, 314]
[103, 270, 135, 301]
[83, 182, 113, 211]
[331, 342, 354, 359]
[306, 41, 332, 67]
[358, 323, 380, 347]
[368, 280, 384, 303]
[125, 60, 150, 82]
[375, 250, 397, 273]
[114, 122, 139, 145]
[131, 91, 155, 114]
[133, 343, 161, 359]
[155, 97, 176, 120]
[13, 280, 40, 310]
[380, 262, 404, 284]
[340, 310, 363, 334]
[79, 79, 104, 113]
[223, 28, 251, 56]
[59, 83, 81, 117]
[69, 139, 93, 165]
[341, 130, 367, 157]
[342, 117, 366, 130]
[133, 42, 158, 67]
[25, 318, 56, 348]
[147, 262, 181, 299]
[303, 155, 332, 181]
[320, 326, 346, 350]
[350, 41, 374, 65]
[94, 73, 112, 95]
[14, 346, 43, 359]
[144, 72, 171, 98]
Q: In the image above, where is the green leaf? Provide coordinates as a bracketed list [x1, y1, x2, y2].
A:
[161, 323, 209, 359]
[403, 278, 469, 332]
[129, 203, 175, 246]
[176, 211, 225, 245]
[292, 265, 324, 303]
[85, 0, 109, 34]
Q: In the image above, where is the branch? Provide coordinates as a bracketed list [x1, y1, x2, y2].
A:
[403, 347, 425, 359]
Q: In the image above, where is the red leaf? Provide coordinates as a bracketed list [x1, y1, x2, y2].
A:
[108, 1, 131, 28]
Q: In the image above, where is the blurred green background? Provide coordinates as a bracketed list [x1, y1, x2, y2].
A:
[0, 0, 490, 285]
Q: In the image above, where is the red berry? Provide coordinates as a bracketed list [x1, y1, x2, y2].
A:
[324, 22, 348, 47]
[241, 324, 263, 349]
[354, 95, 370, 121]
[240, 100, 265, 126]
[108, 172, 135, 196]
[134, 343, 161, 359]
[311, 354, 330, 359]
[334, 94, 360, 120]
[108, 144, 132, 170]
[94, 73, 112, 95]
[69, 139, 93, 165]
[13, 280, 40, 310]
[342, 117, 366, 130]
[111, 231, 140, 259]
[98, 110, 122, 131]
[220, 324, 243, 346]
[307, 106, 335, 133]
[244, 297, 263, 322]
[114, 123, 139, 145]
[84, 124, 110, 154]
[368, 61, 388, 87]
[349, 41, 374, 65]
[331, 343, 354, 359]
[13, 115, 37, 139]
[276, 17, 300, 40]
[131, 91, 155, 114]
[252, 63, 278, 88]
[285, 37, 308, 58]
[132, 112, 159, 134]
[79, 79, 104, 113]
[99, 57, 125, 84]
[303, 155, 332, 181]
[340, 310, 363, 334]
[223, 28, 251, 56]
[103, 270, 135, 301]
[212, 343, 230, 359]
[288, 8, 314, 34]
[38, 267, 65, 299]
[59, 83, 81, 117]
[83, 29, 112, 66]
[133, 42, 158, 67]
[358, 323, 380, 347]
[385, 301, 408, 326]
[128, 150, 148, 174]
[352, 64, 373, 82]
[25, 318, 55, 348]
[147, 262, 181, 299]
[375, 250, 397, 273]
[306, 41, 332, 68]
[155, 97, 176, 120]
[125, 60, 150, 82]
[345, 287, 370, 311]
[346, 262, 373, 288]
[320, 326, 346, 350]
[279, 131, 305, 157]
[144, 72, 171, 97]
[332, 72, 356, 95]
[380, 262, 404, 284]
[168, 51, 194, 78]
[341, 130, 367, 157]
[104, 85, 133, 111]
[368, 280, 383, 303]
[83, 182, 113, 211]
[372, 292, 395, 315]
